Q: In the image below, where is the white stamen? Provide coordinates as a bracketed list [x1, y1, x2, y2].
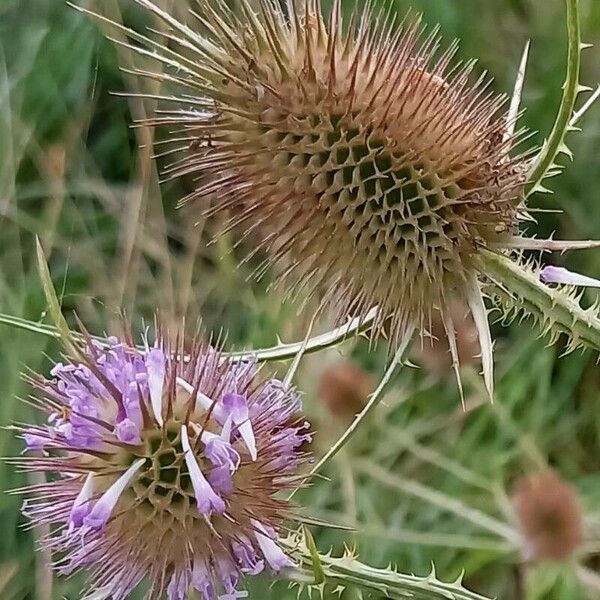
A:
[146, 349, 165, 426]
[176, 377, 217, 413]
[83, 459, 145, 530]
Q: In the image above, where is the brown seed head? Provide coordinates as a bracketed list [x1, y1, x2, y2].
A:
[318, 360, 374, 421]
[135, 0, 529, 356]
[513, 471, 583, 562]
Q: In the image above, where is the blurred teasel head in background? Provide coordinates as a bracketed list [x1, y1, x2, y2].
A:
[413, 301, 480, 380]
[513, 470, 583, 563]
[318, 359, 374, 421]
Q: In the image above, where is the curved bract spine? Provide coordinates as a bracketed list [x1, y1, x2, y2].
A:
[525, 0, 583, 196]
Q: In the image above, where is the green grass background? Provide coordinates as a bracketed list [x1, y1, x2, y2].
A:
[1, 0, 600, 598]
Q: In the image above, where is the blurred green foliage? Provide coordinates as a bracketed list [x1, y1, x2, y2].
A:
[1, 1, 599, 598]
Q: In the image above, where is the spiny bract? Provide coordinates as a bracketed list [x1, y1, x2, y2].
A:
[16, 329, 310, 599]
[101, 0, 535, 393]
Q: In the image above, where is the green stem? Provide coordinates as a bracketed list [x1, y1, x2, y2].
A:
[290, 326, 414, 499]
[285, 535, 492, 600]
[0, 313, 63, 340]
[355, 459, 518, 542]
[0, 307, 377, 362]
[478, 250, 600, 352]
[526, 0, 581, 196]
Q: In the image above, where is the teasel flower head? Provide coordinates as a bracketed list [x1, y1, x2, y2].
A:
[513, 471, 583, 563]
[15, 329, 311, 599]
[86, 0, 539, 397]
[318, 360, 373, 421]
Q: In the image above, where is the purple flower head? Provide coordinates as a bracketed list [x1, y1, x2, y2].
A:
[233, 538, 265, 575]
[202, 419, 241, 471]
[252, 520, 295, 572]
[23, 431, 49, 451]
[167, 571, 189, 600]
[17, 328, 310, 600]
[208, 463, 235, 495]
[192, 560, 215, 599]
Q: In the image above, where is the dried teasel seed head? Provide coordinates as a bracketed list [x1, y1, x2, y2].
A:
[513, 471, 583, 563]
[110, 0, 534, 396]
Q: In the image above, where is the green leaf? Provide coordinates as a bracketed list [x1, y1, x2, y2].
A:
[34, 237, 79, 356]
[302, 526, 326, 585]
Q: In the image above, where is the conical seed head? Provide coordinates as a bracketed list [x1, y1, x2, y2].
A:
[141, 0, 528, 341]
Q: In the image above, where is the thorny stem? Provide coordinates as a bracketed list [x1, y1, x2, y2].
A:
[284, 533, 493, 600]
[478, 249, 600, 352]
[289, 326, 415, 500]
[0, 308, 377, 362]
[225, 308, 377, 362]
[526, 0, 581, 196]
